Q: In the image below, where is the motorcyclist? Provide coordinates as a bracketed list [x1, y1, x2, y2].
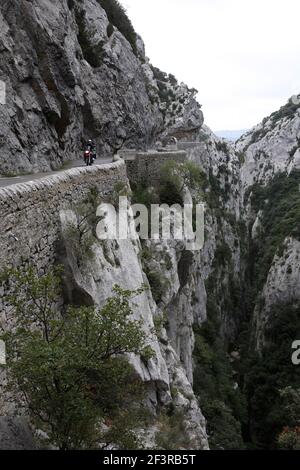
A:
[85, 139, 96, 161]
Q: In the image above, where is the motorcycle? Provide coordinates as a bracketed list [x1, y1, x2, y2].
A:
[84, 149, 93, 166]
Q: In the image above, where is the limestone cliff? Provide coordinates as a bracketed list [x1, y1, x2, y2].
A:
[56, 127, 244, 449]
[0, 0, 209, 450]
[0, 0, 203, 175]
[237, 95, 300, 190]
[232, 97, 300, 448]
[1, 0, 299, 453]
[0, 134, 245, 449]
[237, 96, 300, 349]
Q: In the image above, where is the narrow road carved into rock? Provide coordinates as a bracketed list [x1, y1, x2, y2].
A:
[0, 158, 112, 189]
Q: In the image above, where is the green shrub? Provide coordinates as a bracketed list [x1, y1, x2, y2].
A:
[145, 270, 167, 304]
[269, 97, 300, 126]
[97, 0, 137, 55]
[183, 161, 207, 190]
[153, 312, 169, 337]
[141, 245, 152, 261]
[160, 161, 183, 191]
[131, 183, 160, 208]
[157, 81, 175, 103]
[163, 251, 173, 271]
[279, 387, 300, 427]
[278, 427, 300, 450]
[216, 140, 229, 154]
[207, 170, 228, 206]
[168, 74, 178, 86]
[150, 65, 168, 83]
[159, 160, 206, 205]
[237, 151, 246, 165]
[213, 243, 232, 267]
[245, 127, 269, 149]
[64, 188, 102, 265]
[203, 400, 245, 450]
[156, 411, 190, 450]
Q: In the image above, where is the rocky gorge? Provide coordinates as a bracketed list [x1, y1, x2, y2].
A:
[0, 0, 300, 451]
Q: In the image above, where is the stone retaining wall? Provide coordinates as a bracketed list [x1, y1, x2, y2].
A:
[0, 160, 127, 274]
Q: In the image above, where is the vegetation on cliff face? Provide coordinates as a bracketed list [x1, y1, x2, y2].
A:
[131, 160, 207, 209]
[129, 154, 248, 450]
[159, 146, 247, 450]
[267, 96, 300, 127]
[277, 387, 300, 449]
[242, 303, 300, 449]
[0, 267, 152, 450]
[4, 0, 300, 453]
[193, 320, 246, 449]
[248, 170, 300, 293]
[191, 167, 300, 450]
[193, 265, 247, 449]
[131, 159, 207, 306]
[3, 153, 297, 450]
[236, 171, 300, 449]
[97, 0, 138, 55]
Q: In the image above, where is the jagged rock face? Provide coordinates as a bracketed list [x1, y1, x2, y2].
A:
[182, 129, 244, 340]
[239, 96, 300, 348]
[0, 417, 36, 450]
[0, 0, 203, 175]
[54, 130, 244, 449]
[0, 135, 244, 449]
[253, 237, 300, 350]
[186, 126, 242, 219]
[135, 130, 244, 380]
[59, 209, 209, 450]
[237, 97, 300, 192]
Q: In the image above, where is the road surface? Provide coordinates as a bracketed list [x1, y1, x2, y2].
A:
[0, 158, 113, 189]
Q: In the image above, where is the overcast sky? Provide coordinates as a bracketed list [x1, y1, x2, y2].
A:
[122, 0, 300, 131]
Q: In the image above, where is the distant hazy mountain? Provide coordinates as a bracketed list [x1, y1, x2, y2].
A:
[215, 129, 249, 141]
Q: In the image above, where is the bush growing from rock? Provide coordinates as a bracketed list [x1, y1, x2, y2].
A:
[0, 268, 153, 449]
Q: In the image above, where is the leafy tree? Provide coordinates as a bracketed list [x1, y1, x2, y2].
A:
[202, 400, 244, 450]
[0, 267, 153, 450]
[243, 303, 300, 449]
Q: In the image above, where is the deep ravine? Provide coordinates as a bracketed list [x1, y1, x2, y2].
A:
[0, 0, 300, 451]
